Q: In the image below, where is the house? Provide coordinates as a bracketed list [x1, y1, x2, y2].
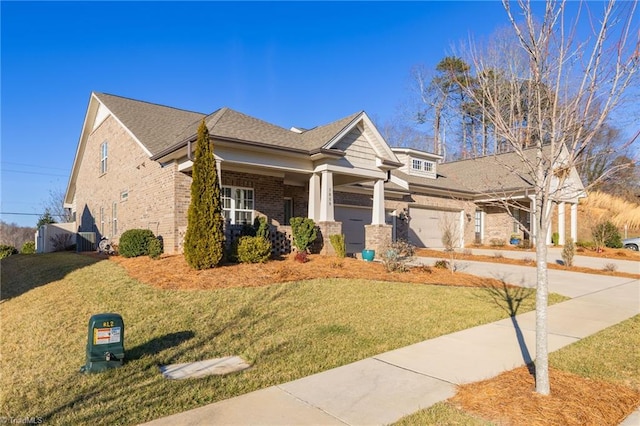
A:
[64, 92, 585, 256]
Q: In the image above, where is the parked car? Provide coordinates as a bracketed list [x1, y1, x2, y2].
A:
[623, 237, 640, 251]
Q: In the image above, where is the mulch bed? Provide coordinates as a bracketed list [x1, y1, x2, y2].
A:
[451, 366, 640, 425]
[108, 253, 503, 290]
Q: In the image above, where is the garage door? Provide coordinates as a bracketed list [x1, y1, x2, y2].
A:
[409, 208, 460, 248]
[335, 206, 372, 255]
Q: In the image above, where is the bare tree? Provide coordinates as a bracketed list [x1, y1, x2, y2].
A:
[42, 188, 73, 223]
[462, 0, 639, 394]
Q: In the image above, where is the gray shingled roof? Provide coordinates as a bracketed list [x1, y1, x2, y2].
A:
[393, 148, 553, 195]
[94, 93, 205, 155]
[98, 93, 366, 156]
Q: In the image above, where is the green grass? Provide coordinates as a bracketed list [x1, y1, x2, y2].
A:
[1, 252, 567, 425]
[395, 315, 640, 425]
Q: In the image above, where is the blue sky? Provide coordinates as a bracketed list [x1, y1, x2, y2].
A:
[0, 1, 625, 228]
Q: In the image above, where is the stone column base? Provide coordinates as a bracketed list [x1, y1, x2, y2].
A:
[315, 221, 343, 255]
[365, 224, 392, 259]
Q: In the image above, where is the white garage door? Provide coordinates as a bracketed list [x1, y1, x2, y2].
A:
[409, 208, 460, 248]
[335, 206, 372, 254]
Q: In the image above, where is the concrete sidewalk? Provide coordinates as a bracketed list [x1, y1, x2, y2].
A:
[143, 263, 639, 426]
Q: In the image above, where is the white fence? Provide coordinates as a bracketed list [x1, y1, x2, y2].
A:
[35, 223, 77, 253]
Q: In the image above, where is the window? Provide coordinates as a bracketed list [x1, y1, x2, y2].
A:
[284, 198, 293, 226]
[222, 186, 254, 225]
[411, 158, 435, 174]
[112, 202, 118, 236]
[120, 190, 129, 201]
[100, 141, 108, 174]
[512, 208, 521, 233]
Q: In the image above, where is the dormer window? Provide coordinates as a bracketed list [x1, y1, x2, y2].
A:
[411, 159, 434, 173]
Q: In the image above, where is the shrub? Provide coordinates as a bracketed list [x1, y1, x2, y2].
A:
[576, 240, 595, 249]
[0, 245, 18, 259]
[603, 263, 618, 272]
[561, 238, 575, 267]
[592, 221, 623, 250]
[183, 119, 225, 269]
[237, 236, 272, 264]
[493, 252, 504, 259]
[490, 238, 505, 247]
[254, 216, 269, 239]
[49, 233, 73, 252]
[119, 229, 156, 258]
[380, 240, 415, 272]
[551, 232, 560, 246]
[290, 217, 317, 253]
[517, 239, 532, 249]
[434, 259, 450, 269]
[329, 234, 346, 258]
[21, 241, 36, 254]
[148, 237, 163, 260]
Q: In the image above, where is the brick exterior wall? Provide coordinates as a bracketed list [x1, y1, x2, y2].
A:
[316, 221, 343, 255]
[73, 115, 184, 253]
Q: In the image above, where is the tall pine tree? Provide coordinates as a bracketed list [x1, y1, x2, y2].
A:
[183, 119, 225, 269]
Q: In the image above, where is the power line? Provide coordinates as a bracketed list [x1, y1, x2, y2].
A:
[2, 169, 68, 177]
[1, 212, 67, 217]
[1, 161, 69, 171]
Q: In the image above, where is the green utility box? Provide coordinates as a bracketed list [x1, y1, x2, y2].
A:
[80, 313, 125, 373]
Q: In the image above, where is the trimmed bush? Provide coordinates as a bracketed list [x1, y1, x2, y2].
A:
[0, 245, 18, 259]
[561, 238, 575, 267]
[148, 237, 163, 260]
[329, 234, 346, 258]
[237, 236, 272, 264]
[290, 217, 317, 253]
[551, 232, 560, 246]
[119, 229, 156, 258]
[21, 241, 36, 254]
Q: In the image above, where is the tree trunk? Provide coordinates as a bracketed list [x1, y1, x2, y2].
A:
[534, 200, 550, 395]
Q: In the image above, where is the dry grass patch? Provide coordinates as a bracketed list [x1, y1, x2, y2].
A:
[451, 366, 640, 426]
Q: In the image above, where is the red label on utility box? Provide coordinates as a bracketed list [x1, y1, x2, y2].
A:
[93, 327, 121, 345]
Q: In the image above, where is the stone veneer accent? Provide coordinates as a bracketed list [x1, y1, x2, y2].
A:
[315, 221, 343, 255]
[365, 224, 392, 259]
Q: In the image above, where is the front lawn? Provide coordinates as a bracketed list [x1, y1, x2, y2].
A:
[0, 252, 564, 425]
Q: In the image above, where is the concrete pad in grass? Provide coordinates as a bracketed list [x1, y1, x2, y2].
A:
[159, 356, 250, 379]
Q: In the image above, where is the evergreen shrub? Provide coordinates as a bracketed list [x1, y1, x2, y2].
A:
[0, 245, 18, 259]
[329, 234, 346, 258]
[119, 229, 155, 258]
[290, 217, 317, 253]
[148, 237, 163, 260]
[237, 236, 272, 263]
[21, 241, 36, 254]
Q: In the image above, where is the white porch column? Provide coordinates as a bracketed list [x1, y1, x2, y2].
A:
[308, 173, 320, 221]
[529, 196, 537, 246]
[319, 171, 334, 222]
[570, 202, 578, 242]
[558, 202, 566, 245]
[371, 179, 385, 225]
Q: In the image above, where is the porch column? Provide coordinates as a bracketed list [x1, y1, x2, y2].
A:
[308, 173, 320, 221]
[371, 179, 385, 225]
[529, 196, 537, 246]
[319, 171, 334, 222]
[558, 202, 566, 245]
[570, 202, 578, 242]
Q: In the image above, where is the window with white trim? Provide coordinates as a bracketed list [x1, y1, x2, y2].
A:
[100, 141, 108, 174]
[410, 158, 435, 174]
[222, 186, 254, 225]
